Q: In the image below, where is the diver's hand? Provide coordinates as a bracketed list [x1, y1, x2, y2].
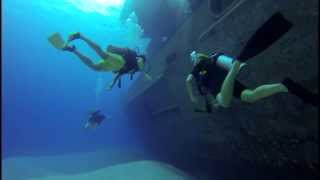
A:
[106, 84, 113, 91]
[144, 73, 152, 81]
[213, 102, 222, 108]
[191, 97, 199, 104]
[84, 122, 90, 129]
[211, 98, 222, 109]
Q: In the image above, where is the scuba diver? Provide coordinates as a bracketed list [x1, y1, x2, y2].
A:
[48, 32, 152, 90]
[84, 110, 107, 129]
[186, 51, 318, 113]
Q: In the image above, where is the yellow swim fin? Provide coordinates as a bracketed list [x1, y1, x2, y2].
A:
[48, 32, 65, 50]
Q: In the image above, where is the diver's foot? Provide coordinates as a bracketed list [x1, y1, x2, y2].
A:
[62, 45, 76, 52]
[68, 32, 81, 42]
[278, 83, 289, 93]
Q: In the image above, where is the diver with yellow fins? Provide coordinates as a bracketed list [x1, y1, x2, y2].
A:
[48, 32, 152, 90]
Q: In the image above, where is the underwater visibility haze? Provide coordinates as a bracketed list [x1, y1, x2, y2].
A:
[2, 0, 319, 180]
[3, 0, 152, 157]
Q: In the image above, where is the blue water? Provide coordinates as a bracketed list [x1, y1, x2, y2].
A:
[2, 0, 148, 158]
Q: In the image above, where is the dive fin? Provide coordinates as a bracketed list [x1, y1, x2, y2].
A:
[238, 12, 293, 61]
[282, 78, 318, 107]
[48, 32, 66, 50]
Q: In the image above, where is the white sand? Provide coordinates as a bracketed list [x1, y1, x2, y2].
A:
[2, 149, 193, 180]
[29, 160, 193, 180]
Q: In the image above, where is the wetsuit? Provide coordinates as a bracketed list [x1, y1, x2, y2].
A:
[107, 45, 140, 75]
[191, 53, 247, 99]
[89, 111, 105, 125]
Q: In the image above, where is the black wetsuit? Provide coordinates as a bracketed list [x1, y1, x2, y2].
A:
[191, 53, 247, 99]
[107, 45, 141, 88]
[89, 111, 105, 125]
[107, 45, 139, 75]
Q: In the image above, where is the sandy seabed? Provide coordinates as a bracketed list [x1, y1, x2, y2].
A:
[2, 148, 194, 180]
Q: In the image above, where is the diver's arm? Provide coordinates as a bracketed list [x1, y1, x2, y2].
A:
[107, 73, 121, 90]
[138, 58, 152, 80]
[186, 74, 197, 103]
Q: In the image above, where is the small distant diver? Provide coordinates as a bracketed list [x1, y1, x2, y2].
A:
[48, 32, 152, 91]
[186, 51, 318, 113]
[84, 110, 107, 129]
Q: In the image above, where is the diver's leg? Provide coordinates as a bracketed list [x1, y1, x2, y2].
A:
[80, 35, 108, 59]
[68, 32, 108, 59]
[216, 61, 241, 107]
[78, 36, 126, 71]
[240, 83, 288, 103]
[106, 52, 126, 68]
[64, 46, 100, 71]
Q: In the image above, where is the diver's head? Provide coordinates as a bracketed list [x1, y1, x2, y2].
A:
[190, 50, 200, 65]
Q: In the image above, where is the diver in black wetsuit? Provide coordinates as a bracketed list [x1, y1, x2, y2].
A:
[85, 110, 106, 129]
[186, 51, 318, 113]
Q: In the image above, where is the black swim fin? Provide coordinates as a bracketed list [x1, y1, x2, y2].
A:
[237, 12, 293, 61]
[282, 78, 318, 107]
